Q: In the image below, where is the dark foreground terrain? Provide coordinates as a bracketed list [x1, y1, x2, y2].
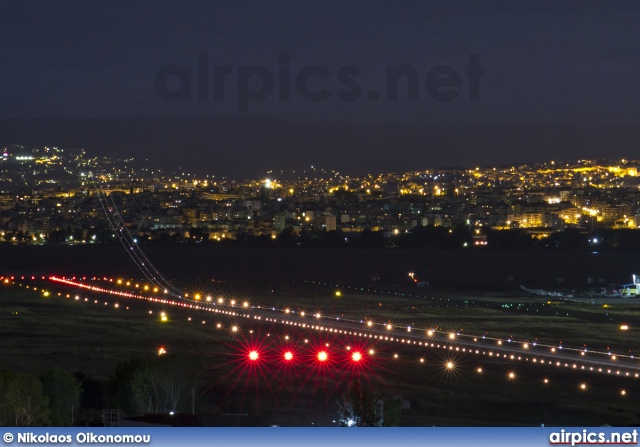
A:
[1, 269, 639, 426]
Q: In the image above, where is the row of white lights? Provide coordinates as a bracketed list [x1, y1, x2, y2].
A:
[10, 276, 630, 380]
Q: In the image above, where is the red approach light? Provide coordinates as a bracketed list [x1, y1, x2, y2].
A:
[284, 351, 294, 361]
[249, 350, 259, 361]
[317, 351, 328, 362]
[351, 352, 362, 362]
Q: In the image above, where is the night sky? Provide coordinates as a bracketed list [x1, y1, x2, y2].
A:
[1, 1, 639, 176]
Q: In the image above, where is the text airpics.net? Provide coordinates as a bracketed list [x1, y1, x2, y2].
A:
[550, 429, 638, 446]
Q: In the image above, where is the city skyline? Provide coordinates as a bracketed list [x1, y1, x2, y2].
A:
[3, 116, 640, 179]
[3, 144, 640, 251]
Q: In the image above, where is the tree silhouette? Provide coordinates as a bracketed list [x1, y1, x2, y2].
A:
[41, 368, 81, 426]
[336, 379, 380, 427]
[130, 354, 198, 415]
[0, 369, 50, 426]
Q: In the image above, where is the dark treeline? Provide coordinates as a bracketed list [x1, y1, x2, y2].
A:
[9, 225, 640, 251]
[0, 367, 80, 426]
[0, 353, 396, 427]
[249, 227, 640, 251]
[0, 353, 237, 427]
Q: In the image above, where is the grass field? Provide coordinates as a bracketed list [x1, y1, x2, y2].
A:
[1, 277, 639, 426]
